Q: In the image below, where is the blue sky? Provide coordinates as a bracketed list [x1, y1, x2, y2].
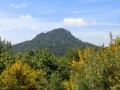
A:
[0, 0, 120, 46]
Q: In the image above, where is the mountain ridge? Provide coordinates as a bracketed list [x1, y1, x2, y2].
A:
[13, 28, 98, 56]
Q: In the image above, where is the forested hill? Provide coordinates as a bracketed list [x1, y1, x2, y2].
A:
[12, 28, 97, 56]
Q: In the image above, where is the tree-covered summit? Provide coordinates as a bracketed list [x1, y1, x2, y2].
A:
[13, 28, 97, 56]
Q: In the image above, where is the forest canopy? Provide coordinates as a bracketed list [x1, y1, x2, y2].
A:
[0, 35, 120, 90]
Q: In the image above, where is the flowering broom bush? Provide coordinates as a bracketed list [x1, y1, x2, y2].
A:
[64, 38, 120, 90]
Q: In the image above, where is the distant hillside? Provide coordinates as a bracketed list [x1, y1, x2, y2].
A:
[12, 28, 97, 56]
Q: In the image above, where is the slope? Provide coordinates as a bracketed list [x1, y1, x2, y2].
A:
[12, 28, 97, 56]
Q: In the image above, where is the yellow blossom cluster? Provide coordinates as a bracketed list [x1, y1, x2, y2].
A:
[0, 60, 46, 89]
[65, 38, 120, 90]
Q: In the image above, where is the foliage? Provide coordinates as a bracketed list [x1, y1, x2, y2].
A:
[65, 38, 120, 90]
[0, 38, 13, 74]
[22, 49, 58, 77]
[48, 72, 64, 90]
[13, 28, 97, 56]
[65, 48, 80, 61]
[0, 60, 47, 89]
[0, 34, 120, 90]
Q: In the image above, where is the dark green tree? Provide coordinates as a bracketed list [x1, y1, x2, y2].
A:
[0, 37, 13, 74]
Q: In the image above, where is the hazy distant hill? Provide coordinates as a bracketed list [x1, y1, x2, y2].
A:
[13, 28, 97, 56]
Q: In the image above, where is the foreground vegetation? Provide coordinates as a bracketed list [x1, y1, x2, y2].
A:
[0, 37, 120, 90]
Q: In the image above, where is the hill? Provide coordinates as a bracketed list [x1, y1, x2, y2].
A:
[12, 28, 97, 56]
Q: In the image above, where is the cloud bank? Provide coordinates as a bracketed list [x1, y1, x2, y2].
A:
[10, 3, 27, 8]
[63, 18, 87, 26]
[63, 18, 120, 27]
[20, 15, 33, 20]
[0, 14, 63, 31]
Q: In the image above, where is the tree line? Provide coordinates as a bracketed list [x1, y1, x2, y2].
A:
[0, 37, 120, 90]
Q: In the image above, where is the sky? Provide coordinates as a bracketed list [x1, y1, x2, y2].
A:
[0, 0, 120, 46]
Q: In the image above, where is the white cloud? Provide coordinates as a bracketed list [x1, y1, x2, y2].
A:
[63, 18, 87, 26]
[20, 15, 33, 20]
[10, 3, 27, 8]
[90, 21, 120, 26]
[63, 18, 120, 27]
[0, 15, 63, 31]
[1, 16, 118, 31]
